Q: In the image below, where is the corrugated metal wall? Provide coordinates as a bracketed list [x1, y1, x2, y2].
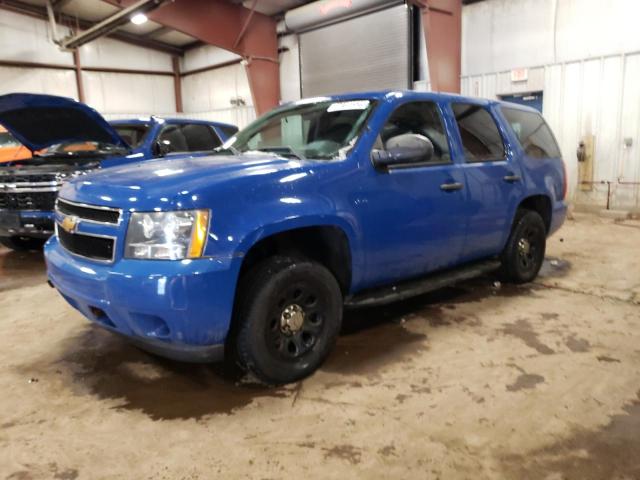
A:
[462, 0, 640, 210]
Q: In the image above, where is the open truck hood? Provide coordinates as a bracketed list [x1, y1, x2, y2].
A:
[0, 93, 128, 152]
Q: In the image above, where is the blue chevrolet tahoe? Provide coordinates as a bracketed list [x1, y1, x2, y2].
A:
[43, 91, 567, 384]
[0, 93, 237, 250]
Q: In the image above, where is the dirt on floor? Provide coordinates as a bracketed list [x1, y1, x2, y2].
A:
[0, 213, 639, 479]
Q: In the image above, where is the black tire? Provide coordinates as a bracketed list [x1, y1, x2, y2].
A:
[232, 255, 343, 385]
[500, 209, 547, 284]
[0, 236, 46, 251]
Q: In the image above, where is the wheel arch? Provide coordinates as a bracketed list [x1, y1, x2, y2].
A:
[516, 194, 552, 233]
[236, 220, 355, 295]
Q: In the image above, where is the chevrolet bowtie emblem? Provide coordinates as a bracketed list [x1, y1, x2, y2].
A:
[60, 215, 80, 234]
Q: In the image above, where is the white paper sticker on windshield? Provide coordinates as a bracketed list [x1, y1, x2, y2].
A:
[327, 100, 370, 112]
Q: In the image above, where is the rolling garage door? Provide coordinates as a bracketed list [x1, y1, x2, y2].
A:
[299, 4, 411, 97]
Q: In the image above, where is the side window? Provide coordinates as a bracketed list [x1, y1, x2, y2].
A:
[157, 125, 188, 153]
[377, 101, 451, 164]
[218, 125, 239, 139]
[180, 124, 222, 151]
[158, 124, 221, 153]
[452, 103, 505, 162]
[501, 107, 561, 158]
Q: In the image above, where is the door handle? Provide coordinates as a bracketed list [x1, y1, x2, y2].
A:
[440, 182, 464, 192]
[503, 174, 522, 183]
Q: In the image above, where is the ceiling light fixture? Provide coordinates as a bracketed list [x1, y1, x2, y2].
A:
[130, 13, 148, 25]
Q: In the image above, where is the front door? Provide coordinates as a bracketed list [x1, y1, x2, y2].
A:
[360, 100, 468, 287]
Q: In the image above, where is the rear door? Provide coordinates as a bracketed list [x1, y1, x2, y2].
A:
[450, 102, 525, 261]
[157, 122, 223, 159]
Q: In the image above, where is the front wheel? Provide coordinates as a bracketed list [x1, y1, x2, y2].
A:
[0, 236, 47, 251]
[232, 256, 343, 385]
[500, 209, 547, 284]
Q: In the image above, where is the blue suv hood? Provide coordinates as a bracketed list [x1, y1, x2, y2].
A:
[61, 154, 308, 210]
[0, 93, 128, 151]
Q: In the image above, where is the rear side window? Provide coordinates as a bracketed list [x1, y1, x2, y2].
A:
[376, 101, 451, 164]
[217, 125, 239, 139]
[501, 108, 561, 158]
[158, 124, 222, 153]
[452, 103, 505, 162]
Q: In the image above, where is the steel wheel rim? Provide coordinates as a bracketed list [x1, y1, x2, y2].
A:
[266, 284, 325, 361]
[517, 226, 540, 271]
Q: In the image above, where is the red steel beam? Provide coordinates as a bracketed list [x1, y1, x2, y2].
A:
[172, 56, 183, 113]
[103, 0, 280, 115]
[419, 0, 461, 93]
[73, 49, 86, 102]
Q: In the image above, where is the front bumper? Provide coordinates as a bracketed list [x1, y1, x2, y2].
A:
[0, 210, 54, 238]
[45, 236, 242, 363]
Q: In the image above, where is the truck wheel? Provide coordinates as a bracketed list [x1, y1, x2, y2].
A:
[233, 256, 343, 385]
[500, 209, 546, 284]
[0, 236, 46, 251]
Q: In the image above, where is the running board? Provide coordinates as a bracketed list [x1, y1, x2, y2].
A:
[344, 259, 501, 309]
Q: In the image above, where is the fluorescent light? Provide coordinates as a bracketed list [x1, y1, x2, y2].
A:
[130, 13, 148, 25]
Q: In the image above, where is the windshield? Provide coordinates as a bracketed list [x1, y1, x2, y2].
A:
[38, 141, 128, 157]
[225, 99, 376, 159]
[0, 131, 21, 148]
[112, 123, 151, 148]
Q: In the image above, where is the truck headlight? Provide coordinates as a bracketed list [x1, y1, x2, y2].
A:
[125, 210, 210, 260]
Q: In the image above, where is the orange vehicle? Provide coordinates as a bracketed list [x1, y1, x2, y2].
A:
[0, 124, 31, 163]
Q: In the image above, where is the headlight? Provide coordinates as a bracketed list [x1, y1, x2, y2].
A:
[125, 210, 210, 260]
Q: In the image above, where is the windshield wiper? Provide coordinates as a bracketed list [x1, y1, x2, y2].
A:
[214, 145, 241, 155]
[253, 146, 306, 160]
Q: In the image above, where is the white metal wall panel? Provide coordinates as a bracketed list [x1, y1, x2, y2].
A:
[462, 0, 640, 77]
[0, 67, 77, 98]
[279, 34, 301, 103]
[558, 62, 582, 198]
[299, 4, 410, 97]
[616, 54, 640, 207]
[181, 63, 252, 113]
[0, 10, 73, 66]
[83, 71, 175, 114]
[79, 37, 172, 72]
[595, 57, 624, 183]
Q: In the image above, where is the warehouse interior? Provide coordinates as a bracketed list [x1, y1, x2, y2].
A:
[0, 0, 639, 478]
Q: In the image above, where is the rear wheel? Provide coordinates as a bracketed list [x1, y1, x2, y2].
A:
[0, 236, 46, 251]
[232, 256, 343, 385]
[500, 209, 546, 284]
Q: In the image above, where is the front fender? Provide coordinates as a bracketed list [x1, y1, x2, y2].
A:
[219, 197, 364, 289]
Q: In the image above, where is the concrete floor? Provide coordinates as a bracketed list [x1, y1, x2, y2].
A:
[0, 213, 639, 480]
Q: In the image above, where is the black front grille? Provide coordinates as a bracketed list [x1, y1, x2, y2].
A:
[0, 192, 58, 210]
[57, 199, 120, 224]
[0, 173, 58, 184]
[58, 227, 114, 261]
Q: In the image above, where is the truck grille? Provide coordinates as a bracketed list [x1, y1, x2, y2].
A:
[0, 173, 58, 184]
[56, 199, 121, 224]
[0, 191, 58, 210]
[0, 172, 63, 211]
[57, 227, 115, 262]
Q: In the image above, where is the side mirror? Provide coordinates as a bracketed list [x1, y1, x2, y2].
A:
[371, 133, 434, 168]
[152, 140, 172, 157]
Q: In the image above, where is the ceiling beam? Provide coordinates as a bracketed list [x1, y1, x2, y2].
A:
[51, 0, 74, 10]
[143, 25, 172, 38]
[102, 0, 280, 115]
[0, 0, 185, 55]
[59, 0, 169, 50]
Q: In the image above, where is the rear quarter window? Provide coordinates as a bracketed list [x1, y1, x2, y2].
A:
[501, 107, 561, 158]
[217, 125, 239, 139]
